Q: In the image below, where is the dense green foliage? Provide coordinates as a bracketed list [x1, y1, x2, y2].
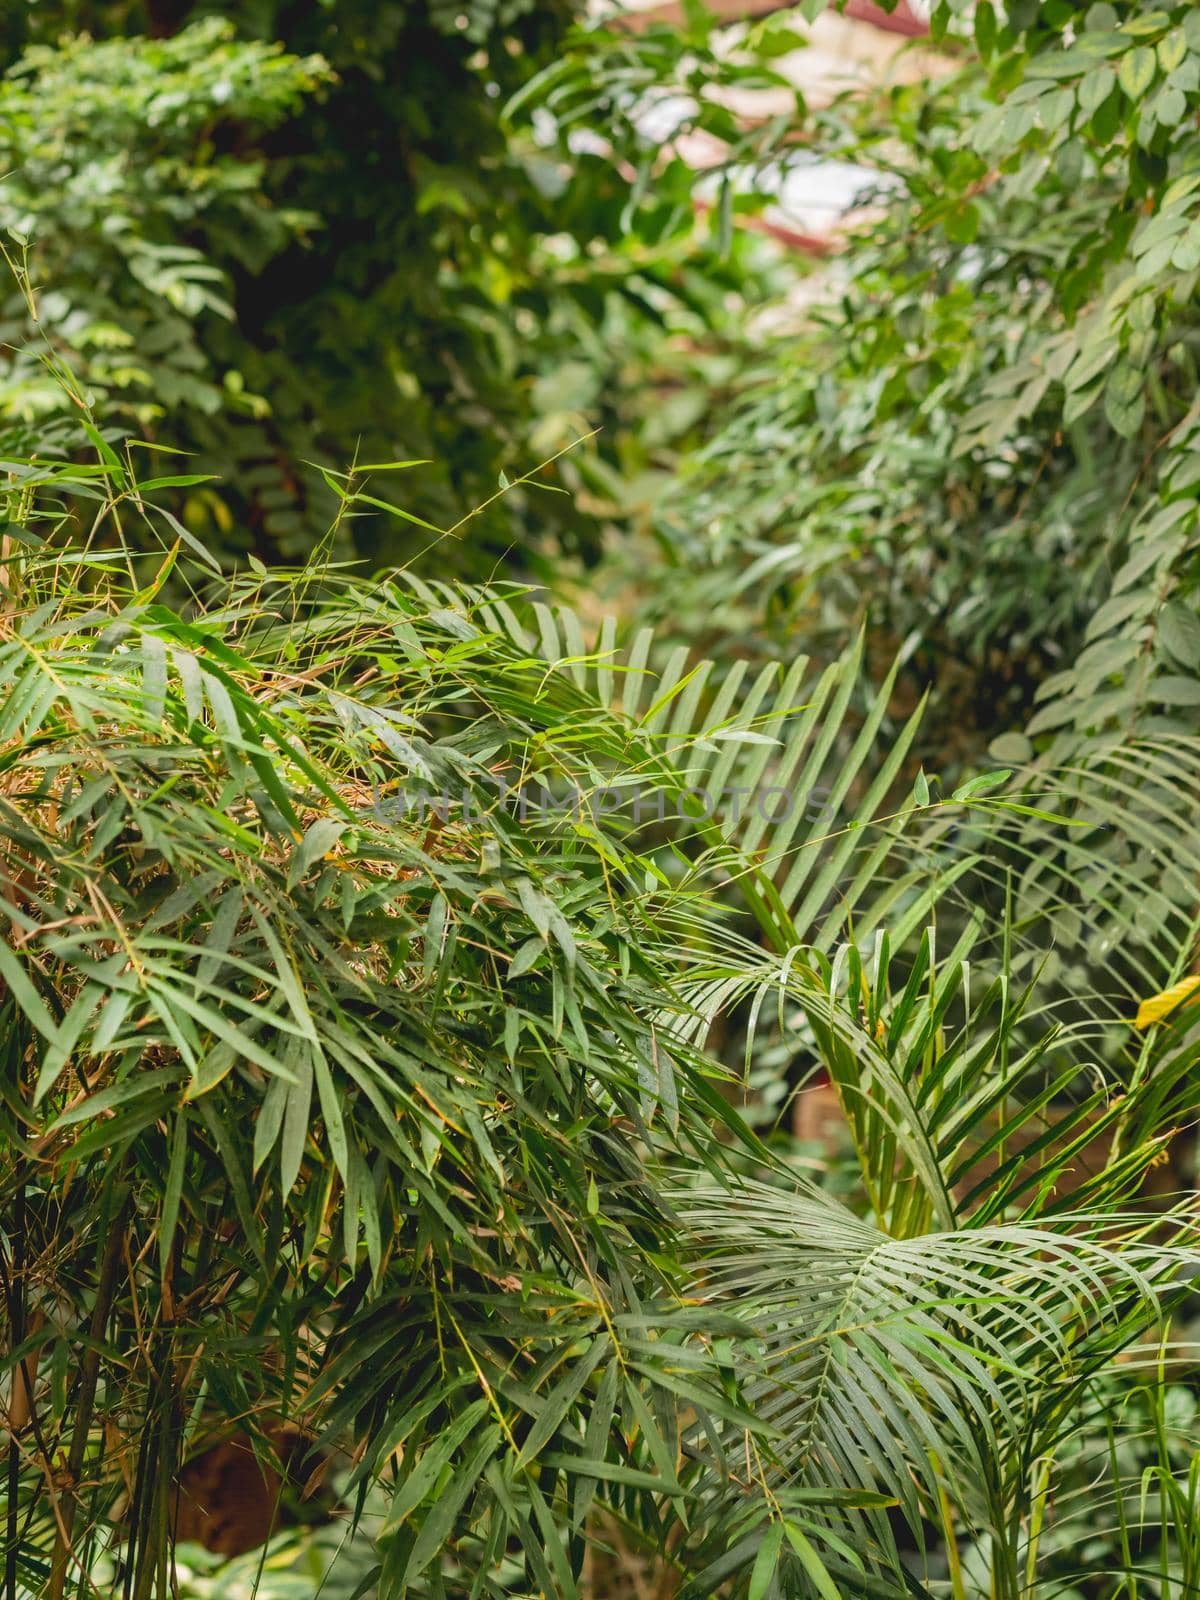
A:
[2, 2, 1200, 1599]
[2, 432, 1198, 1600]
[2, 0, 766, 568]
[548, 0, 1200, 754]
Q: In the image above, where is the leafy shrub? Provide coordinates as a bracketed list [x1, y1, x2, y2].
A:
[3, 1, 769, 569]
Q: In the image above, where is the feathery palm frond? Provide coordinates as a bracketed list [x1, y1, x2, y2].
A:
[673, 1181, 1191, 1600]
[407, 581, 1196, 1236]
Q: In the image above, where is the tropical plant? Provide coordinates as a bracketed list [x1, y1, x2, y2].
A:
[0, 428, 768, 1597]
[3, 2, 1200, 1587]
[1, 400, 1198, 1599]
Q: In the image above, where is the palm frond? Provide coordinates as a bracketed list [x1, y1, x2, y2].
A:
[675, 1181, 1190, 1600]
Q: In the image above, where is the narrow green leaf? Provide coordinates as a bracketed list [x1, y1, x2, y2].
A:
[749, 1522, 784, 1600]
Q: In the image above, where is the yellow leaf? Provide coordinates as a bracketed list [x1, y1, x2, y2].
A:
[1135, 975, 1200, 1030]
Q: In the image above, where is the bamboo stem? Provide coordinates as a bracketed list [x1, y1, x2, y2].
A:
[48, 1192, 128, 1600]
[3, 1182, 25, 1600]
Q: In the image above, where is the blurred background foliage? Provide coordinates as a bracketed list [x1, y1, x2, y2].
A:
[509, 0, 1200, 766]
[11, 0, 1197, 761]
[0, 0, 777, 574]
